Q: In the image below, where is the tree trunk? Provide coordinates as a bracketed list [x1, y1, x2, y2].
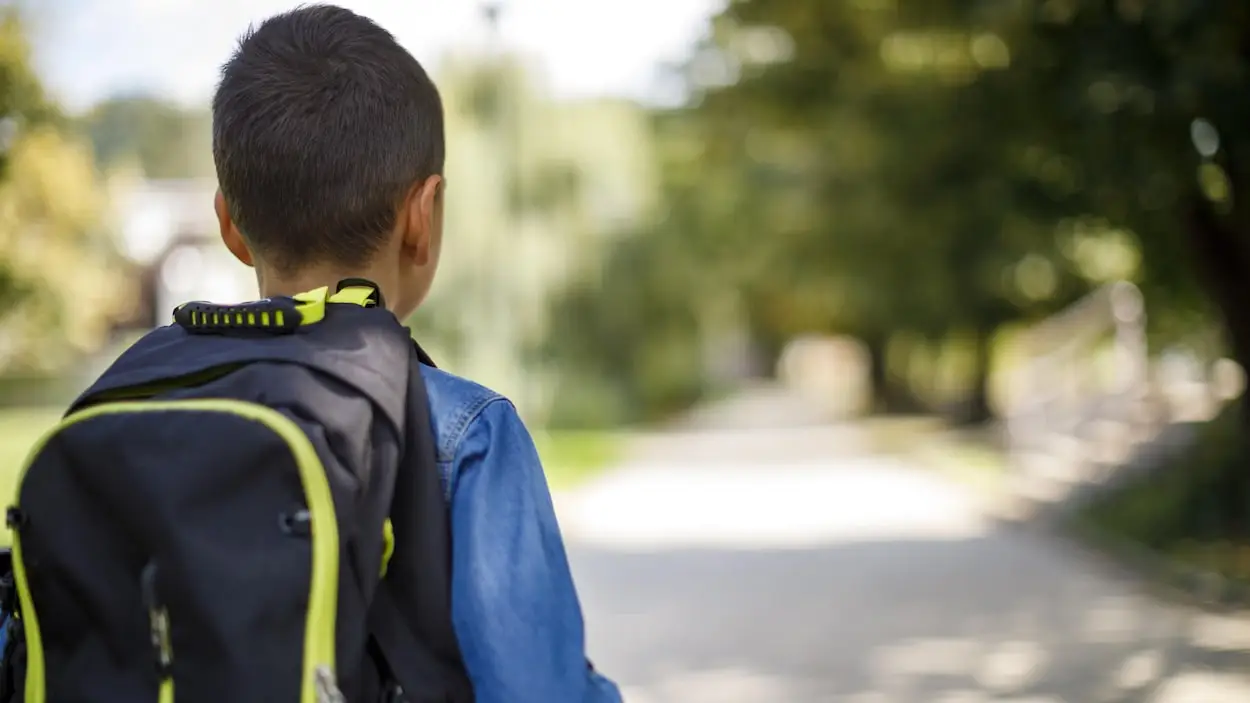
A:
[865, 334, 890, 414]
[1186, 197, 1250, 531]
[955, 325, 995, 426]
[864, 333, 925, 415]
[1187, 199, 1250, 412]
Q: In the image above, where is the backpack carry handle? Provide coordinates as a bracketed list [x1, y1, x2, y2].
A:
[174, 280, 385, 336]
[174, 298, 304, 334]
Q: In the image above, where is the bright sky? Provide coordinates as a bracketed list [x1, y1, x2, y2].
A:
[31, 0, 723, 112]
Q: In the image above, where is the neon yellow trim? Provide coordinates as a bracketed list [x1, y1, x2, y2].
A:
[379, 519, 394, 578]
[247, 313, 256, 325]
[261, 311, 270, 326]
[159, 679, 174, 703]
[9, 520, 41, 703]
[292, 287, 329, 303]
[292, 287, 328, 326]
[274, 310, 285, 327]
[9, 399, 339, 703]
[328, 286, 377, 307]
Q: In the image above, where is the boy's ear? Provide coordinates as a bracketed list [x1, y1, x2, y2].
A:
[215, 190, 254, 268]
[402, 175, 444, 266]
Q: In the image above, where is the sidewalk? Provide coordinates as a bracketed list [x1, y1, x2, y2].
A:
[556, 388, 1250, 702]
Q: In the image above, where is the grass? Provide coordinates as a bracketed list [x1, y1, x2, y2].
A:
[0, 408, 61, 488]
[1078, 406, 1250, 585]
[0, 408, 62, 547]
[532, 430, 623, 491]
[0, 407, 620, 507]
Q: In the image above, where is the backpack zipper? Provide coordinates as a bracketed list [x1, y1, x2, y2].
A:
[8, 399, 341, 703]
[141, 562, 174, 703]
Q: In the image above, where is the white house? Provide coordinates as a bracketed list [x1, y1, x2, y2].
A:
[111, 177, 255, 328]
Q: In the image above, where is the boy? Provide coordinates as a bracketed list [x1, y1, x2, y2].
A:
[211, 5, 620, 702]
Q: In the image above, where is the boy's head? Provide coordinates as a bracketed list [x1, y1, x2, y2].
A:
[212, 4, 445, 318]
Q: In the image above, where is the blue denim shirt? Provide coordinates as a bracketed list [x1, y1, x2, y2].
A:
[420, 365, 622, 703]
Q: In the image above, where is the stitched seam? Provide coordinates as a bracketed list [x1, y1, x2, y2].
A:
[437, 390, 502, 462]
[441, 395, 509, 500]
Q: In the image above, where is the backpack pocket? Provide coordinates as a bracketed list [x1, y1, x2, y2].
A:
[7, 399, 343, 703]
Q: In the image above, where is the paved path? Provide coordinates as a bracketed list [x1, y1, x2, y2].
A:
[556, 425, 1250, 703]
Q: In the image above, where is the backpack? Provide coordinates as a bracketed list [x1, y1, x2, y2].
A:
[0, 280, 472, 703]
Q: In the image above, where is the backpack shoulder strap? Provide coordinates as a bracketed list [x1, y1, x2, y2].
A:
[411, 341, 436, 369]
[367, 343, 473, 702]
[368, 585, 469, 701]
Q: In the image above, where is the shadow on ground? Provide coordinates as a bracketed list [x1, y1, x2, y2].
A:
[572, 527, 1250, 703]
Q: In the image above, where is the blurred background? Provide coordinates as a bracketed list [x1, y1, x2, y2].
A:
[4, 0, 1250, 700]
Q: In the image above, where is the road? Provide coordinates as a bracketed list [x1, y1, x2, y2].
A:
[555, 425, 1250, 703]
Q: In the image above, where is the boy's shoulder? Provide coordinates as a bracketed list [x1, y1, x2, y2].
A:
[417, 364, 514, 463]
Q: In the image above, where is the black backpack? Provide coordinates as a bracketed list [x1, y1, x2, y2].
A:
[0, 280, 472, 703]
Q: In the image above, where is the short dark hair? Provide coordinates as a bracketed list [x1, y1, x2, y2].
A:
[212, 4, 444, 273]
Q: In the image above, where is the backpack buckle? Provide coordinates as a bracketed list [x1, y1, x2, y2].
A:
[333, 278, 385, 308]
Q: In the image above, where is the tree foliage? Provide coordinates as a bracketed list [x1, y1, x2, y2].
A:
[0, 9, 132, 373]
[547, 0, 1250, 426]
[77, 96, 214, 179]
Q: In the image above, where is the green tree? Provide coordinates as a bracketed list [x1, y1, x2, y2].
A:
[549, 0, 1250, 427]
[984, 1, 1250, 525]
[1002, 1, 1250, 350]
[676, 0, 1101, 419]
[0, 9, 131, 373]
[77, 96, 214, 179]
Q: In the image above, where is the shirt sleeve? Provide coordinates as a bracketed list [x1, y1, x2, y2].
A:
[447, 398, 623, 703]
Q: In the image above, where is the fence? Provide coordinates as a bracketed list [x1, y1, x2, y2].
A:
[1003, 281, 1229, 512]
